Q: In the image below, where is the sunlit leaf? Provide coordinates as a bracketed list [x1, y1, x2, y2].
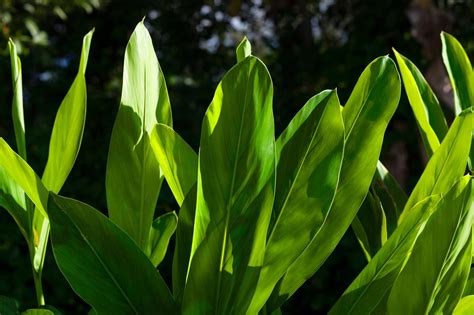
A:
[106, 21, 172, 251]
[183, 56, 275, 314]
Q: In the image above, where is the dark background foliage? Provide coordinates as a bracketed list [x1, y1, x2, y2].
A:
[0, 0, 473, 313]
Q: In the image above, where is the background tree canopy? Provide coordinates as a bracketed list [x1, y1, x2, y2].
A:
[0, 0, 473, 313]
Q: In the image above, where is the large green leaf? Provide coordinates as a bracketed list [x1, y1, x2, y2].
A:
[0, 139, 48, 217]
[48, 193, 177, 314]
[182, 56, 275, 314]
[393, 49, 448, 156]
[399, 108, 473, 222]
[454, 296, 474, 315]
[249, 90, 344, 312]
[441, 32, 474, 115]
[387, 176, 474, 314]
[150, 123, 197, 206]
[267, 56, 401, 310]
[106, 21, 172, 251]
[8, 39, 27, 160]
[329, 195, 441, 314]
[147, 211, 177, 267]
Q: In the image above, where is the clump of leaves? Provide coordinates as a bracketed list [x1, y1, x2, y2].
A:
[0, 21, 472, 315]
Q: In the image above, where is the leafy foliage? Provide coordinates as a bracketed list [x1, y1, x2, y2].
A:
[0, 20, 473, 315]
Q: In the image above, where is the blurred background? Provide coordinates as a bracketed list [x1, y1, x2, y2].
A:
[0, 0, 472, 313]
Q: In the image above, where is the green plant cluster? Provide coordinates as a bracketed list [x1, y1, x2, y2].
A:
[0, 21, 473, 314]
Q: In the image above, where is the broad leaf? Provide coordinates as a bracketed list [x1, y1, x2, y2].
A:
[454, 296, 474, 315]
[267, 56, 401, 310]
[150, 124, 197, 206]
[400, 108, 473, 222]
[249, 90, 344, 312]
[393, 49, 448, 156]
[330, 195, 441, 314]
[106, 21, 172, 251]
[387, 176, 474, 314]
[148, 211, 177, 267]
[183, 56, 275, 314]
[48, 193, 177, 314]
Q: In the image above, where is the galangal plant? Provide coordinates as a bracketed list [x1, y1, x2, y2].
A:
[0, 21, 472, 314]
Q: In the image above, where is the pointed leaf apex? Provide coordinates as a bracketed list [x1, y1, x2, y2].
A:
[236, 36, 252, 63]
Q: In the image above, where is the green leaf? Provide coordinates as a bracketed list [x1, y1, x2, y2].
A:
[329, 195, 441, 314]
[0, 139, 48, 217]
[32, 28, 93, 279]
[268, 56, 401, 310]
[236, 37, 251, 63]
[249, 90, 344, 312]
[441, 32, 474, 171]
[441, 32, 474, 115]
[8, 38, 27, 160]
[372, 162, 407, 234]
[41, 29, 93, 193]
[147, 211, 177, 267]
[172, 185, 196, 303]
[387, 176, 474, 314]
[352, 162, 407, 260]
[454, 296, 474, 315]
[106, 21, 172, 251]
[183, 56, 275, 314]
[150, 124, 198, 206]
[393, 49, 448, 156]
[351, 191, 387, 261]
[48, 193, 177, 314]
[399, 108, 473, 222]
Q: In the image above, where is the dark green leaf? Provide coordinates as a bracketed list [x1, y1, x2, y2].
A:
[48, 193, 177, 314]
[147, 211, 177, 267]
